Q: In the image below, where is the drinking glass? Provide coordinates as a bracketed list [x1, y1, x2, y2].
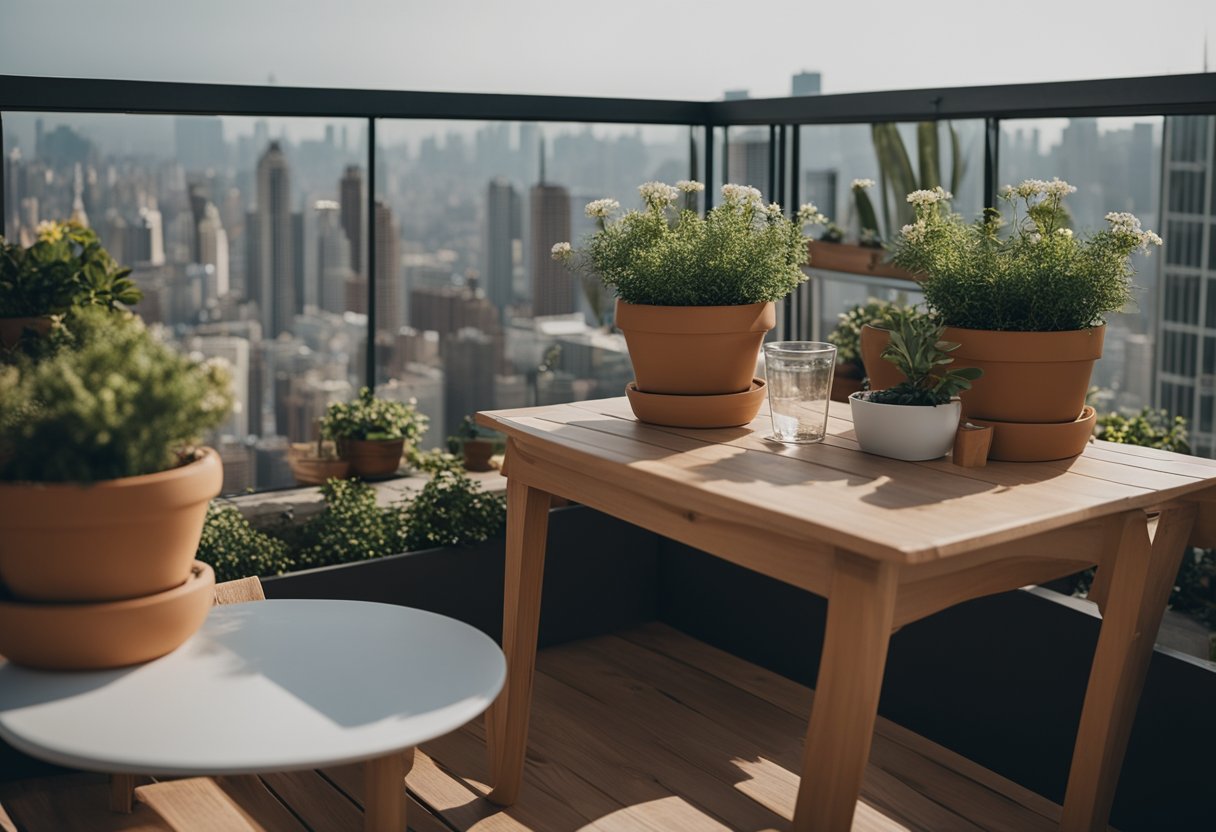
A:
[763, 341, 836, 443]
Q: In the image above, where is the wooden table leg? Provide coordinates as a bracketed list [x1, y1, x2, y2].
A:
[364, 749, 412, 832]
[1061, 504, 1197, 832]
[109, 773, 135, 813]
[793, 552, 898, 832]
[486, 467, 552, 806]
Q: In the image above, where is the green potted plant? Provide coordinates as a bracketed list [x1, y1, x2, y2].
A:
[0, 307, 232, 669]
[827, 298, 921, 399]
[322, 387, 428, 479]
[554, 181, 826, 427]
[849, 315, 981, 461]
[0, 220, 141, 349]
[891, 181, 1161, 459]
[450, 415, 495, 472]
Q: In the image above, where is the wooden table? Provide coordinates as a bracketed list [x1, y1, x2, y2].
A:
[477, 397, 1216, 832]
[0, 600, 506, 832]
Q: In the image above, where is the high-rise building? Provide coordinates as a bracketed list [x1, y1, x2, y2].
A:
[1156, 115, 1215, 458]
[315, 200, 353, 316]
[130, 205, 165, 266]
[727, 130, 769, 195]
[485, 178, 522, 312]
[791, 71, 822, 97]
[529, 181, 573, 317]
[340, 166, 365, 276]
[374, 200, 401, 335]
[254, 141, 294, 337]
[196, 203, 230, 299]
[443, 328, 496, 437]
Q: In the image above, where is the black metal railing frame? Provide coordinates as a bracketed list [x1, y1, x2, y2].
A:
[2, 72, 1215, 380]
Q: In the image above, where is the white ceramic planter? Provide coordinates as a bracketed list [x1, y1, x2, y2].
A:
[848, 392, 962, 461]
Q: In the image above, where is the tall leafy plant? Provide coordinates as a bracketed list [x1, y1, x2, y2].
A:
[871, 122, 965, 241]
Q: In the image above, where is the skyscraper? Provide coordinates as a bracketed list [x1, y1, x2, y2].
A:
[340, 166, 365, 276]
[254, 141, 294, 337]
[196, 203, 230, 299]
[727, 130, 769, 195]
[1156, 115, 1215, 458]
[315, 200, 352, 316]
[374, 200, 401, 335]
[791, 71, 822, 96]
[529, 146, 573, 317]
[485, 178, 521, 312]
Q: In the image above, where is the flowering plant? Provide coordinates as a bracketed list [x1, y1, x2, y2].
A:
[553, 181, 827, 307]
[890, 180, 1161, 332]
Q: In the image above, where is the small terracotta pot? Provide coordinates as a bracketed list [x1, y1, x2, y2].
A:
[943, 326, 1105, 423]
[0, 448, 223, 602]
[0, 561, 215, 670]
[338, 438, 405, 479]
[806, 241, 919, 281]
[0, 316, 54, 349]
[462, 439, 496, 472]
[615, 300, 775, 395]
[289, 456, 351, 486]
[858, 325, 905, 391]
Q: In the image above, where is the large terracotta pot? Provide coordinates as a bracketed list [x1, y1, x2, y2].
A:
[615, 299, 775, 395]
[0, 316, 54, 349]
[859, 324, 904, 391]
[338, 438, 405, 479]
[0, 448, 223, 602]
[943, 326, 1105, 423]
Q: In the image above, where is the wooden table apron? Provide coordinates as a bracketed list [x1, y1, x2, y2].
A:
[477, 400, 1216, 832]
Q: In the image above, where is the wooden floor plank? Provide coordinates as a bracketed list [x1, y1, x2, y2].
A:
[259, 771, 362, 832]
[0, 774, 170, 831]
[319, 760, 460, 832]
[136, 776, 305, 832]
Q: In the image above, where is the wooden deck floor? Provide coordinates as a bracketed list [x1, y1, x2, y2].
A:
[0, 623, 1072, 831]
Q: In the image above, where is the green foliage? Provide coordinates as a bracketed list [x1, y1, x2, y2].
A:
[852, 184, 881, 246]
[399, 469, 506, 552]
[195, 503, 292, 583]
[321, 386, 428, 443]
[0, 308, 233, 482]
[871, 122, 965, 240]
[1094, 408, 1190, 454]
[827, 299, 918, 367]
[865, 315, 982, 406]
[556, 182, 822, 307]
[293, 478, 402, 570]
[891, 181, 1159, 332]
[0, 221, 141, 317]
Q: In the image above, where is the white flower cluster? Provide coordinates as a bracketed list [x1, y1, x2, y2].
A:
[851, 178, 875, 190]
[584, 198, 620, 218]
[1056, 228, 1073, 238]
[797, 203, 829, 226]
[1004, 178, 1076, 199]
[906, 186, 952, 207]
[551, 241, 572, 259]
[675, 180, 705, 193]
[721, 183, 764, 207]
[1105, 212, 1163, 251]
[638, 181, 679, 208]
[900, 220, 928, 243]
[765, 202, 784, 220]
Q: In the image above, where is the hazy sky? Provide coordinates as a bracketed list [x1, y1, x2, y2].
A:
[2, 0, 1213, 100]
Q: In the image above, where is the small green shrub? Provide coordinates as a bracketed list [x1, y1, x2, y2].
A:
[0, 221, 141, 317]
[1094, 408, 1190, 454]
[294, 478, 403, 569]
[0, 308, 233, 482]
[196, 503, 292, 583]
[827, 299, 918, 368]
[321, 387, 428, 443]
[399, 469, 506, 552]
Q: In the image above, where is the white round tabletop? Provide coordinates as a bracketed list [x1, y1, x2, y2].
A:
[0, 599, 506, 775]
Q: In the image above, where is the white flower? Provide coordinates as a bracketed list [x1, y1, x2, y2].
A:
[721, 183, 764, 207]
[1055, 228, 1074, 238]
[675, 180, 705, 193]
[999, 184, 1014, 198]
[638, 181, 679, 208]
[550, 242, 572, 260]
[766, 202, 784, 219]
[900, 220, 928, 243]
[851, 178, 875, 190]
[584, 198, 619, 218]
[1044, 178, 1076, 197]
[1105, 212, 1143, 234]
[797, 203, 828, 225]
[1028, 232, 1042, 244]
[906, 186, 951, 207]
[1143, 230, 1163, 248]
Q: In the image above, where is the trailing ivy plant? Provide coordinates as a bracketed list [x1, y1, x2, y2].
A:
[863, 315, 982, 406]
[0, 221, 141, 317]
[321, 386, 428, 443]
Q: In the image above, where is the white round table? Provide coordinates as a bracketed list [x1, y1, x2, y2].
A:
[0, 599, 506, 831]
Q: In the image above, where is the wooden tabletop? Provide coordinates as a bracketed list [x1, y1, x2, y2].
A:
[479, 397, 1216, 564]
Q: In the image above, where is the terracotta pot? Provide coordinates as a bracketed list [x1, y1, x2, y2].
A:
[338, 438, 405, 479]
[0, 448, 223, 602]
[0, 316, 53, 349]
[830, 373, 864, 403]
[969, 406, 1098, 462]
[289, 456, 351, 486]
[806, 241, 919, 282]
[943, 326, 1105, 423]
[849, 393, 962, 461]
[0, 561, 215, 670]
[858, 325, 905, 391]
[462, 439, 496, 472]
[615, 299, 775, 395]
[625, 378, 767, 429]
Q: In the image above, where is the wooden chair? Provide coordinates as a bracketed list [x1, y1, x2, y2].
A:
[109, 576, 266, 813]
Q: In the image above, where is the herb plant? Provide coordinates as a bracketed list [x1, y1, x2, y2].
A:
[321, 387, 428, 443]
[865, 315, 982, 406]
[553, 181, 828, 307]
[890, 181, 1161, 332]
[0, 307, 233, 482]
[0, 221, 142, 317]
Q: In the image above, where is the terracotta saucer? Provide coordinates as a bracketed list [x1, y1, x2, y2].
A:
[0, 561, 215, 671]
[968, 406, 1097, 462]
[625, 377, 767, 429]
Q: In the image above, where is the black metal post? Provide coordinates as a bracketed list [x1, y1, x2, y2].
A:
[703, 124, 714, 212]
[984, 117, 1000, 208]
[0, 111, 6, 239]
[366, 117, 377, 389]
[721, 126, 729, 189]
[767, 124, 777, 200]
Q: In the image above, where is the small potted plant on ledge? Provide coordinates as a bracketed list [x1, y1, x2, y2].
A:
[449, 415, 495, 472]
[322, 387, 428, 479]
[0, 220, 141, 350]
[891, 180, 1161, 461]
[849, 315, 982, 461]
[804, 180, 918, 281]
[554, 181, 827, 428]
[0, 307, 232, 669]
